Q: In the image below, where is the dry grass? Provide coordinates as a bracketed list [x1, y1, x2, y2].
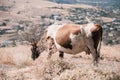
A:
[58, 65, 120, 80]
[0, 45, 33, 67]
[101, 45, 120, 62]
[40, 45, 120, 80]
[0, 42, 120, 80]
[0, 45, 34, 80]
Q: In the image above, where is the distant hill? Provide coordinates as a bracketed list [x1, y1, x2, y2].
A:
[49, 0, 120, 9]
[49, 0, 77, 4]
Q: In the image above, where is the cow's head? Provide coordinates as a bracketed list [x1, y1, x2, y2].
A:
[31, 30, 48, 60]
[31, 39, 40, 60]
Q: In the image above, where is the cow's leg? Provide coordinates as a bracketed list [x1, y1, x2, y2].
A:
[47, 50, 52, 59]
[47, 41, 57, 59]
[85, 47, 91, 55]
[89, 47, 98, 66]
[87, 39, 98, 66]
[59, 51, 64, 59]
[46, 37, 54, 59]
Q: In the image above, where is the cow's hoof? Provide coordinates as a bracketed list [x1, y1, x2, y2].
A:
[59, 51, 64, 59]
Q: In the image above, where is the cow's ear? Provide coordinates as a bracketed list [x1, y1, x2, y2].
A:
[30, 39, 38, 46]
[31, 42, 36, 46]
[47, 36, 50, 39]
[31, 42, 35, 47]
[46, 36, 50, 41]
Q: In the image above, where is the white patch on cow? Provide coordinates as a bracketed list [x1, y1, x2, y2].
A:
[70, 33, 81, 41]
[83, 22, 95, 37]
[86, 22, 94, 30]
[70, 32, 86, 53]
[46, 24, 66, 38]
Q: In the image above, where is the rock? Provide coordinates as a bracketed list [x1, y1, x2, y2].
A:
[0, 6, 11, 11]
[0, 41, 16, 48]
[0, 19, 10, 26]
[108, 33, 113, 37]
[12, 25, 24, 31]
[0, 21, 7, 26]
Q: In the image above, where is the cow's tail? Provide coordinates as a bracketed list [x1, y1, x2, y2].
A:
[97, 28, 103, 58]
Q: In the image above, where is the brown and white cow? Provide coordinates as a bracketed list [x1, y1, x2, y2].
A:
[31, 22, 103, 65]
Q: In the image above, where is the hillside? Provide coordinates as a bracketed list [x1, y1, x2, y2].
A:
[0, 0, 120, 46]
[0, 0, 120, 80]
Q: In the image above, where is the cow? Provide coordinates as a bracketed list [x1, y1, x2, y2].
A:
[31, 22, 103, 66]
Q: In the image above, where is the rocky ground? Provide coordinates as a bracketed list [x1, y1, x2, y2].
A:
[0, 0, 120, 80]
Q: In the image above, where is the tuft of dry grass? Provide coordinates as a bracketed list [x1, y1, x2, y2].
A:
[42, 59, 75, 80]
[58, 63, 120, 80]
[0, 45, 33, 67]
[101, 45, 120, 62]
